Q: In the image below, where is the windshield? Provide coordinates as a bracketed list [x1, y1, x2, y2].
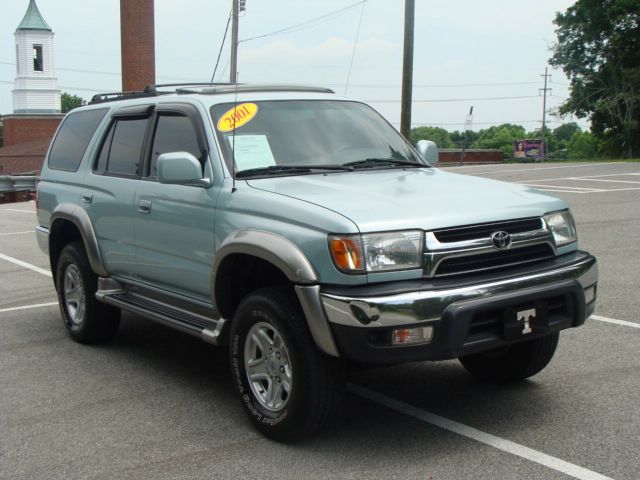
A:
[210, 100, 426, 177]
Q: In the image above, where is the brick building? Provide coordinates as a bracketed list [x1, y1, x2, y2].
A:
[0, 0, 156, 175]
[0, 0, 63, 174]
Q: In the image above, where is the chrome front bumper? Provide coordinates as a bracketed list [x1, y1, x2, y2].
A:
[320, 252, 597, 329]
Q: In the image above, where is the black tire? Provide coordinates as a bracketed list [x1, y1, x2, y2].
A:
[230, 287, 345, 442]
[55, 241, 120, 344]
[459, 332, 560, 383]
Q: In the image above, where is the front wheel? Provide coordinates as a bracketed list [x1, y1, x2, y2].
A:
[230, 287, 345, 442]
[459, 332, 560, 383]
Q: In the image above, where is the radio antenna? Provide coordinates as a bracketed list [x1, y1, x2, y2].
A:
[231, 76, 239, 193]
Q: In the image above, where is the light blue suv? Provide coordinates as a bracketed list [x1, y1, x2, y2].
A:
[36, 84, 598, 441]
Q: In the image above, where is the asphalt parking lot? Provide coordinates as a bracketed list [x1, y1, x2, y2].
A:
[1, 161, 639, 480]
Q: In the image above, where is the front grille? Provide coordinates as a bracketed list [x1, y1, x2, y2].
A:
[435, 244, 554, 277]
[433, 217, 543, 243]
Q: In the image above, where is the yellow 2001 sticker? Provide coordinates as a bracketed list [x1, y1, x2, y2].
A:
[216, 103, 258, 132]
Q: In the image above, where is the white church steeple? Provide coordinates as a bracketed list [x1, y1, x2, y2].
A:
[13, 0, 61, 113]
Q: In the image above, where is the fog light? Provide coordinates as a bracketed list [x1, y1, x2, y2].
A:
[584, 285, 597, 304]
[392, 326, 433, 346]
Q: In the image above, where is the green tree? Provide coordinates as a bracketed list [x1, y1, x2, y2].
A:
[472, 124, 527, 157]
[550, 0, 640, 158]
[553, 122, 581, 145]
[450, 129, 480, 148]
[409, 126, 453, 148]
[567, 131, 600, 159]
[61, 92, 85, 113]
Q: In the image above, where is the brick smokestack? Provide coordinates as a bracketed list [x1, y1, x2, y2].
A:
[120, 0, 156, 91]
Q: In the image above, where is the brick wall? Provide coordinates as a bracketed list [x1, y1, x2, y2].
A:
[2, 115, 63, 146]
[0, 138, 50, 174]
[0, 156, 44, 174]
[120, 0, 156, 91]
[439, 149, 504, 164]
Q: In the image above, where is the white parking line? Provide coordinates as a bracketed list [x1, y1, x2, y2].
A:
[512, 173, 640, 183]
[591, 314, 640, 329]
[520, 183, 603, 194]
[349, 384, 612, 480]
[0, 231, 34, 237]
[0, 302, 58, 313]
[520, 183, 603, 191]
[0, 208, 34, 213]
[468, 162, 622, 175]
[0, 252, 52, 277]
[570, 178, 640, 185]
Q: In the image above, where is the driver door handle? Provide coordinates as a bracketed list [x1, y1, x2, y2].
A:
[138, 200, 152, 214]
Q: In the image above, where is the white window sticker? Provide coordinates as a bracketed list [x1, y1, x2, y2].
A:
[229, 135, 276, 171]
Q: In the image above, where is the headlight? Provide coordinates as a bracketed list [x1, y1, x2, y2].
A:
[544, 210, 577, 247]
[329, 231, 423, 273]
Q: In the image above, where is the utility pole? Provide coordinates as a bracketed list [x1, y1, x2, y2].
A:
[230, 0, 239, 83]
[539, 67, 552, 156]
[400, 0, 415, 140]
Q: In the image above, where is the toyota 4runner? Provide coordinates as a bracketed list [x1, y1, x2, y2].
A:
[35, 83, 598, 441]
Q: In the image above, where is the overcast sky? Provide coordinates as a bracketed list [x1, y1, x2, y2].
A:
[1, 0, 582, 132]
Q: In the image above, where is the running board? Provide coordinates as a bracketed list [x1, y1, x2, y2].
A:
[96, 278, 227, 346]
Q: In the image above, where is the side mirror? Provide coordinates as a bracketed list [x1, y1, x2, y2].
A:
[416, 140, 439, 166]
[157, 152, 211, 187]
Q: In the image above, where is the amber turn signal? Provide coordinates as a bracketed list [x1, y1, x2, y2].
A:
[329, 236, 364, 272]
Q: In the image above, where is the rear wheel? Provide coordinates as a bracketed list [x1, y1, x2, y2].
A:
[55, 242, 120, 344]
[230, 287, 345, 442]
[459, 332, 560, 383]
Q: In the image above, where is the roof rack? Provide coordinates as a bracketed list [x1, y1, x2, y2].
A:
[197, 84, 335, 95]
[88, 83, 334, 104]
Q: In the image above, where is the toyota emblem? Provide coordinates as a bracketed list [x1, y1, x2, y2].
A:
[491, 231, 512, 249]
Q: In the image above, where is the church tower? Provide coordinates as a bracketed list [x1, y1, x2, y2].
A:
[12, 0, 61, 113]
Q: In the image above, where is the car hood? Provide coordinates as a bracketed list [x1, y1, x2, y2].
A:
[246, 167, 567, 232]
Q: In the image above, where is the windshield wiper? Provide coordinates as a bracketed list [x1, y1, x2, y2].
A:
[343, 158, 426, 169]
[236, 164, 353, 178]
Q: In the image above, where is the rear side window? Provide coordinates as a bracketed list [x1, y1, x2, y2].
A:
[48, 108, 108, 171]
[94, 117, 149, 176]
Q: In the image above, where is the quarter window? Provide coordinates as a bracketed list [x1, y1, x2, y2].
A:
[48, 108, 108, 171]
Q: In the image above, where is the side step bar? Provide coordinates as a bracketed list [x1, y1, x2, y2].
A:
[96, 278, 227, 346]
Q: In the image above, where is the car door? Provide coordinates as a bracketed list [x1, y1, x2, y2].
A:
[132, 102, 217, 302]
[86, 104, 153, 278]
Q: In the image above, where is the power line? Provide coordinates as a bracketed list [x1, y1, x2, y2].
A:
[210, 10, 232, 83]
[239, 0, 366, 43]
[344, 1, 367, 94]
[392, 119, 565, 126]
[0, 62, 548, 89]
[368, 95, 541, 104]
[337, 81, 541, 88]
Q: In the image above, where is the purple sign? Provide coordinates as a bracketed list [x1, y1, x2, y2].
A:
[514, 139, 545, 159]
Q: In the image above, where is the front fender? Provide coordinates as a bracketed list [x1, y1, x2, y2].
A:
[212, 230, 319, 290]
[212, 230, 340, 357]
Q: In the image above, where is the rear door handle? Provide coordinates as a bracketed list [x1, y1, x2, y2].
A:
[138, 200, 152, 214]
[81, 193, 93, 204]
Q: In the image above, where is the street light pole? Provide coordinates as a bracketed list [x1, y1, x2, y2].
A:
[400, 0, 415, 140]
